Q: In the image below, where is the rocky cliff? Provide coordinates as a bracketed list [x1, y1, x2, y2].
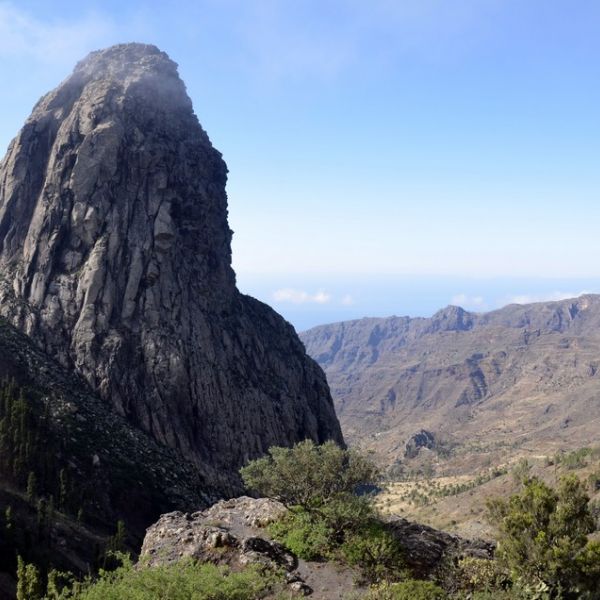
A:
[0, 43, 343, 493]
[300, 295, 600, 466]
[0, 316, 212, 587]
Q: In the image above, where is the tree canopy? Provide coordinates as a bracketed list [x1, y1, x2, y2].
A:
[240, 439, 379, 510]
[487, 474, 600, 598]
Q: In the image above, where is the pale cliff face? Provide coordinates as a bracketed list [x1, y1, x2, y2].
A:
[0, 43, 343, 490]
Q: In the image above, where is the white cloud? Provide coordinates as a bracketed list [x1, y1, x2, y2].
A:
[505, 291, 591, 306]
[0, 3, 115, 64]
[341, 294, 355, 306]
[451, 293, 485, 309]
[273, 288, 332, 304]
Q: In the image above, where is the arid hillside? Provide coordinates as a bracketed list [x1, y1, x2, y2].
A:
[301, 294, 600, 471]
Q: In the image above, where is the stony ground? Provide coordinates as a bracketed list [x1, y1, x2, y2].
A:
[140, 496, 494, 599]
[141, 496, 367, 599]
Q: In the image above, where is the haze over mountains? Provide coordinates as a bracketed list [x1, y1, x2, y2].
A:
[301, 294, 600, 469]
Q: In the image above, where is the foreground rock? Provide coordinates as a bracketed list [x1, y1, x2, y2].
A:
[141, 496, 494, 598]
[0, 43, 343, 495]
[141, 497, 311, 595]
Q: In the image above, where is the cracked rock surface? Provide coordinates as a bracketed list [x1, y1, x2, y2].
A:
[0, 43, 343, 493]
[141, 497, 334, 598]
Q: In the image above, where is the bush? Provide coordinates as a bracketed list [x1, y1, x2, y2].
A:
[365, 580, 446, 599]
[511, 458, 531, 484]
[575, 540, 600, 595]
[587, 470, 600, 493]
[468, 589, 546, 600]
[340, 520, 407, 583]
[487, 475, 599, 598]
[244, 441, 408, 584]
[558, 448, 591, 470]
[456, 557, 505, 593]
[268, 509, 333, 560]
[240, 439, 378, 511]
[18, 554, 280, 600]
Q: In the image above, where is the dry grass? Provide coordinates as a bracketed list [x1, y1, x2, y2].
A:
[375, 448, 600, 540]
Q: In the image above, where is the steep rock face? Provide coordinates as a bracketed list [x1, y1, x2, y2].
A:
[0, 315, 216, 590]
[0, 43, 342, 490]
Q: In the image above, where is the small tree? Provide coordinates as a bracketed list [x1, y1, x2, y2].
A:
[59, 468, 68, 511]
[487, 475, 599, 597]
[240, 439, 378, 511]
[16, 556, 42, 600]
[241, 440, 402, 581]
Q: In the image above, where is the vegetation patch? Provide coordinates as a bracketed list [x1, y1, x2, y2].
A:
[487, 474, 600, 599]
[242, 440, 408, 583]
[16, 554, 280, 600]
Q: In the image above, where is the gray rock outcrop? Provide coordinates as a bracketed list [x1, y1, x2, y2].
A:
[140, 496, 494, 597]
[141, 497, 312, 595]
[0, 43, 343, 492]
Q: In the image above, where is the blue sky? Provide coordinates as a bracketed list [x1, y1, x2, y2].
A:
[1, 1, 599, 330]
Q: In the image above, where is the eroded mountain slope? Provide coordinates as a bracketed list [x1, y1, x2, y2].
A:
[301, 295, 600, 466]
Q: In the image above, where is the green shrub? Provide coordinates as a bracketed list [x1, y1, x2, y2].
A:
[16, 556, 42, 600]
[31, 554, 280, 600]
[316, 492, 374, 538]
[587, 470, 600, 493]
[559, 448, 592, 470]
[468, 588, 546, 600]
[511, 458, 531, 484]
[589, 499, 600, 530]
[246, 442, 408, 584]
[456, 556, 505, 593]
[575, 540, 600, 595]
[364, 579, 446, 599]
[340, 520, 407, 583]
[240, 439, 378, 511]
[487, 475, 599, 598]
[268, 509, 333, 560]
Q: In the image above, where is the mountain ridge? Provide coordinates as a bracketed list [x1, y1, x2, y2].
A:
[300, 293, 600, 466]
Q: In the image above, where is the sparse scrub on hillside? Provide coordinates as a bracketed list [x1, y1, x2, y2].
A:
[555, 447, 593, 470]
[384, 467, 508, 511]
[587, 470, 600, 493]
[16, 554, 281, 600]
[511, 458, 531, 483]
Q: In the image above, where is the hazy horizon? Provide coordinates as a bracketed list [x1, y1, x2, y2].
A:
[238, 273, 600, 332]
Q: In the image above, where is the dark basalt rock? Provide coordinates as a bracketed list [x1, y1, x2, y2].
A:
[0, 43, 343, 493]
[404, 429, 436, 459]
[385, 516, 495, 578]
[0, 315, 214, 589]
